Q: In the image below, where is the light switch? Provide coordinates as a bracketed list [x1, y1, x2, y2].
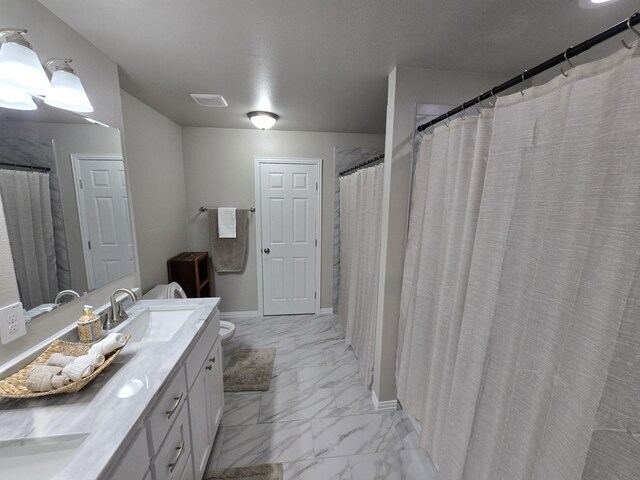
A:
[0, 302, 26, 344]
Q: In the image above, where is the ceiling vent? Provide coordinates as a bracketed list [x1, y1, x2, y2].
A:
[190, 94, 228, 107]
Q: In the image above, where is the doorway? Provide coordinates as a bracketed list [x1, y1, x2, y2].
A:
[255, 158, 322, 315]
[71, 154, 134, 290]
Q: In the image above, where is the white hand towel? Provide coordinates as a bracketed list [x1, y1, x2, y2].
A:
[51, 374, 71, 389]
[29, 365, 63, 376]
[26, 370, 54, 392]
[88, 333, 126, 356]
[77, 353, 105, 368]
[62, 357, 95, 382]
[47, 353, 76, 368]
[218, 208, 237, 238]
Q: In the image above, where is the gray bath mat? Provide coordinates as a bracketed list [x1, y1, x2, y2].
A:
[223, 348, 276, 392]
[205, 463, 283, 480]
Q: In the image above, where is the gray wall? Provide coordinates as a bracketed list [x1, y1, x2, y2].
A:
[0, 0, 139, 367]
[121, 91, 189, 293]
[373, 66, 508, 402]
[182, 127, 385, 313]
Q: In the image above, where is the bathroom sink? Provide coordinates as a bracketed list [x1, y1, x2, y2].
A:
[115, 306, 196, 342]
[0, 433, 88, 480]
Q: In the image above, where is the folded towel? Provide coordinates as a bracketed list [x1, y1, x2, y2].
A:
[208, 209, 249, 272]
[77, 353, 105, 368]
[51, 374, 71, 389]
[26, 370, 54, 392]
[62, 357, 95, 382]
[47, 353, 76, 368]
[88, 333, 126, 356]
[29, 365, 63, 376]
[218, 207, 237, 238]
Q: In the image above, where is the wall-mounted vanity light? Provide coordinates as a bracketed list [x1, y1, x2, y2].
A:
[44, 59, 93, 113]
[247, 111, 279, 130]
[0, 28, 93, 113]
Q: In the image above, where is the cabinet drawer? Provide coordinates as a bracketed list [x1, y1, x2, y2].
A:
[148, 366, 188, 453]
[153, 403, 192, 480]
[185, 310, 219, 389]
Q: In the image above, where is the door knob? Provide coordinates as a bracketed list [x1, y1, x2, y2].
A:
[263, 248, 270, 254]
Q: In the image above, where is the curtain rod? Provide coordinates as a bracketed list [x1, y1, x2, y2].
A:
[339, 153, 385, 177]
[0, 161, 50, 172]
[417, 12, 640, 133]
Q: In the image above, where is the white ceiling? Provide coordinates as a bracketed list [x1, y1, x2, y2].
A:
[38, 0, 637, 133]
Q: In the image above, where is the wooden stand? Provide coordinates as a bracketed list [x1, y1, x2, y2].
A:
[167, 252, 211, 298]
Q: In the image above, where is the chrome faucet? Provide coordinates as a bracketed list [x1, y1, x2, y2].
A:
[104, 288, 138, 330]
[54, 289, 80, 305]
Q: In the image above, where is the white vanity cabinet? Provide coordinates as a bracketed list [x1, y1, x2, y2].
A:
[103, 308, 223, 480]
[187, 312, 224, 479]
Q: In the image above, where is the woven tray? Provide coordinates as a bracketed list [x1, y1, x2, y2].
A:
[0, 335, 129, 399]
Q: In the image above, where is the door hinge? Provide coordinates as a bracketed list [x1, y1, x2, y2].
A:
[315, 239, 317, 247]
[79, 179, 83, 189]
[316, 182, 318, 191]
[88, 240, 92, 250]
[315, 292, 317, 299]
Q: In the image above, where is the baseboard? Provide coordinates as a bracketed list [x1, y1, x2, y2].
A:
[371, 390, 398, 412]
[220, 311, 259, 318]
[319, 308, 334, 314]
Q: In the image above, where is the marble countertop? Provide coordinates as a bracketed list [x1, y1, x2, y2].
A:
[0, 297, 220, 480]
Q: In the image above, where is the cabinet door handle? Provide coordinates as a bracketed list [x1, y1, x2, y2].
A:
[165, 392, 183, 419]
[168, 441, 185, 473]
[263, 248, 270, 254]
[209, 357, 216, 363]
[205, 365, 213, 370]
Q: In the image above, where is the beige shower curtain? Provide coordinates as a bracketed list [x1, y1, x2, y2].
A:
[398, 43, 640, 480]
[339, 163, 384, 386]
[0, 170, 58, 310]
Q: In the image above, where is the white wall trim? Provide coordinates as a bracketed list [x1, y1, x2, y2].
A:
[320, 308, 334, 314]
[220, 311, 260, 318]
[371, 389, 398, 412]
[254, 157, 323, 316]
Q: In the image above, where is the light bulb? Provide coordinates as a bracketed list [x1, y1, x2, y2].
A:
[44, 69, 93, 113]
[0, 41, 51, 96]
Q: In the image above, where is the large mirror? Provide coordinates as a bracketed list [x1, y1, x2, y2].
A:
[0, 102, 134, 319]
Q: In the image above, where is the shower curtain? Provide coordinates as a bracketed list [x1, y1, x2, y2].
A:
[339, 162, 384, 386]
[397, 43, 640, 480]
[0, 170, 59, 310]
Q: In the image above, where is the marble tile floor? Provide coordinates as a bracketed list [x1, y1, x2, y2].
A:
[207, 313, 437, 480]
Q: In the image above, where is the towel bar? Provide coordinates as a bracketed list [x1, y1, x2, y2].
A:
[199, 206, 255, 212]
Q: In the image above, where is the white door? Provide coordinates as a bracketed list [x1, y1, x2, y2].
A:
[72, 155, 134, 289]
[258, 160, 320, 315]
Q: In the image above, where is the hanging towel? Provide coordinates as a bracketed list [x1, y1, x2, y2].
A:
[218, 208, 237, 238]
[207, 209, 249, 273]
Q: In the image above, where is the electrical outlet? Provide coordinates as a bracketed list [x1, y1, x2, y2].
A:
[0, 302, 26, 344]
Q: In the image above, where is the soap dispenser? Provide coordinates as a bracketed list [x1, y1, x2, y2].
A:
[77, 305, 102, 343]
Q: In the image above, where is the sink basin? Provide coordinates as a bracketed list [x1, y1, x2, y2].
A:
[115, 306, 196, 342]
[0, 434, 88, 480]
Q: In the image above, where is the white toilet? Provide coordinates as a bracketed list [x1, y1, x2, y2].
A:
[142, 282, 236, 344]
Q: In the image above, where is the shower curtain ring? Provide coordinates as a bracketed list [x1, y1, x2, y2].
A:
[628, 17, 640, 38]
[561, 50, 575, 76]
[489, 88, 497, 106]
[444, 113, 450, 127]
[520, 71, 527, 96]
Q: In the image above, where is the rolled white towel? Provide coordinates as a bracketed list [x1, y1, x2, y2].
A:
[76, 353, 105, 368]
[62, 356, 95, 382]
[47, 353, 76, 368]
[88, 333, 126, 357]
[51, 374, 71, 389]
[26, 370, 54, 392]
[29, 365, 63, 376]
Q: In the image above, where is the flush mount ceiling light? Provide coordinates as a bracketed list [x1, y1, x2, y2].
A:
[578, 0, 620, 8]
[191, 93, 228, 107]
[0, 29, 51, 96]
[247, 111, 279, 130]
[43, 59, 93, 113]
